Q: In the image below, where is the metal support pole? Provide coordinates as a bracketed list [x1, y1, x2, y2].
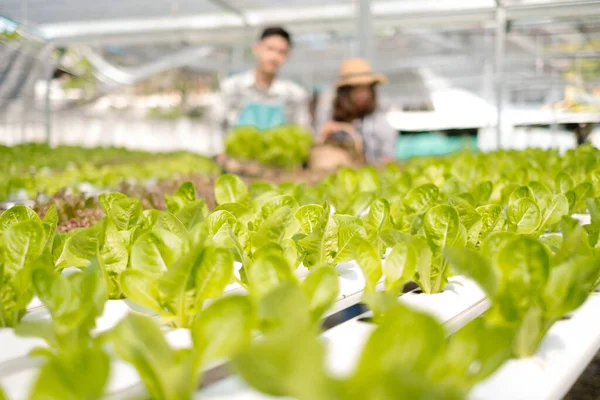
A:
[45, 49, 64, 147]
[21, 0, 28, 27]
[483, 33, 494, 104]
[356, 0, 373, 60]
[550, 36, 558, 148]
[231, 42, 245, 74]
[494, 6, 507, 150]
[44, 71, 52, 145]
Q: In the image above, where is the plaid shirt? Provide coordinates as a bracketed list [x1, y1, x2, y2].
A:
[211, 70, 310, 153]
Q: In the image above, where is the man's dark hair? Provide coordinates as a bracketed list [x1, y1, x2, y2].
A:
[260, 26, 292, 46]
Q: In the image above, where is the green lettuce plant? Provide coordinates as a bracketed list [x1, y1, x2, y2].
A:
[55, 183, 209, 299]
[0, 206, 58, 327]
[368, 204, 467, 294]
[234, 295, 512, 400]
[120, 218, 239, 328]
[445, 232, 600, 358]
[16, 262, 107, 351]
[16, 263, 110, 400]
[293, 203, 365, 269]
[106, 295, 254, 400]
[506, 184, 569, 234]
[245, 247, 339, 332]
[584, 197, 600, 248]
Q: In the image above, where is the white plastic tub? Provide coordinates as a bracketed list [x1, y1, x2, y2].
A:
[323, 276, 488, 377]
[399, 276, 489, 332]
[469, 292, 600, 400]
[572, 213, 591, 226]
[330, 261, 383, 316]
[0, 329, 45, 368]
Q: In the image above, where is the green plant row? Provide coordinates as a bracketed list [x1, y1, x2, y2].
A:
[1, 145, 600, 399]
[0, 144, 220, 203]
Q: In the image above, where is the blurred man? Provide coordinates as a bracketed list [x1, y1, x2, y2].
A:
[211, 26, 310, 158]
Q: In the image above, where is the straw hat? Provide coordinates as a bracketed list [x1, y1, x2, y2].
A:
[335, 58, 387, 88]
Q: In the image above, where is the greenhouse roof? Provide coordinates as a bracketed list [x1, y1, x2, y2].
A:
[1, 0, 598, 45]
[1, 0, 599, 109]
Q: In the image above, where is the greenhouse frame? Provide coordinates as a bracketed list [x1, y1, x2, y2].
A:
[1, 1, 600, 400]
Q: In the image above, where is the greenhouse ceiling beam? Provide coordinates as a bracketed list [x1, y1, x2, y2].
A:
[505, 0, 600, 21]
[82, 46, 216, 87]
[268, 53, 553, 76]
[38, 0, 600, 46]
[41, 12, 493, 46]
[37, 2, 496, 45]
[207, 0, 249, 26]
[411, 32, 465, 52]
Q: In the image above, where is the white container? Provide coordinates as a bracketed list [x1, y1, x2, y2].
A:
[329, 261, 383, 316]
[572, 213, 591, 226]
[469, 292, 600, 400]
[0, 367, 37, 400]
[399, 276, 489, 332]
[0, 328, 45, 367]
[196, 376, 280, 400]
[104, 362, 143, 399]
[323, 276, 488, 378]
[93, 300, 132, 335]
[0, 300, 130, 373]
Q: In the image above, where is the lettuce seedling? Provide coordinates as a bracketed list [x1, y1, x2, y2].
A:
[235, 296, 508, 400]
[506, 184, 569, 235]
[56, 184, 201, 299]
[584, 197, 600, 249]
[446, 233, 600, 357]
[0, 206, 54, 327]
[107, 295, 253, 400]
[16, 263, 110, 400]
[377, 204, 466, 294]
[16, 262, 107, 351]
[121, 224, 235, 328]
[245, 246, 339, 331]
[294, 203, 365, 269]
[389, 183, 440, 234]
[164, 181, 209, 230]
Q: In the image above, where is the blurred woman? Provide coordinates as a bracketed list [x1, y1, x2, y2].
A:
[318, 59, 397, 164]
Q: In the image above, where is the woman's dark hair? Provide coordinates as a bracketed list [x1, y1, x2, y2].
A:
[333, 85, 377, 123]
[260, 26, 292, 47]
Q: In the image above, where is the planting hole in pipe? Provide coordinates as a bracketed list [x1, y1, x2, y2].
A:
[402, 281, 420, 293]
[357, 316, 374, 323]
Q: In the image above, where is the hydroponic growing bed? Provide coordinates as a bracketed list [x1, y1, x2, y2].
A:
[1, 144, 600, 400]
